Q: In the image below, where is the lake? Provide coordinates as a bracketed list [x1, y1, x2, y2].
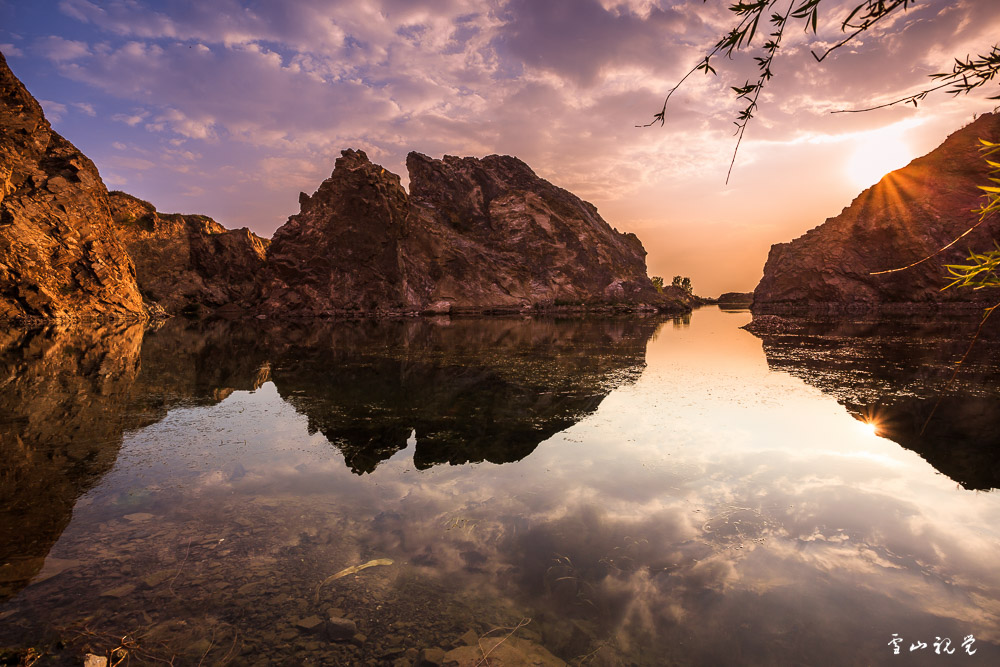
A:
[1, 307, 999, 666]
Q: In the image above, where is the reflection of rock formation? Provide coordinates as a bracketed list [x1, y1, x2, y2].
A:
[751, 319, 1000, 489]
[265, 318, 659, 473]
[0, 324, 142, 598]
[0, 316, 654, 599]
[0, 319, 270, 601]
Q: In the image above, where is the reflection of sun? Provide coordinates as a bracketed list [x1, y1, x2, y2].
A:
[855, 406, 885, 438]
[846, 131, 913, 190]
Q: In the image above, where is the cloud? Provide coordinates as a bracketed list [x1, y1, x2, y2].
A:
[0, 43, 24, 58]
[72, 102, 96, 116]
[494, 0, 691, 87]
[22, 0, 1000, 292]
[111, 110, 149, 126]
[38, 99, 68, 122]
[33, 35, 91, 62]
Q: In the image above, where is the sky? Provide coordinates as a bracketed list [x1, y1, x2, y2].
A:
[2, 0, 999, 295]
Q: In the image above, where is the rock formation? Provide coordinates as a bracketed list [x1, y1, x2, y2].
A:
[261, 149, 688, 316]
[0, 52, 145, 322]
[2, 50, 683, 321]
[109, 191, 268, 316]
[715, 291, 753, 307]
[753, 113, 1000, 313]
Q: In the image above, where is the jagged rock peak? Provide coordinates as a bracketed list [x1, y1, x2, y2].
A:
[0, 51, 146, 322]
[752, 113, 1000, 314]
[259, 148, 688, 317]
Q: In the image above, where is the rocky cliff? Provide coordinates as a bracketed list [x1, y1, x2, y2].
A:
[109, 191, 268, 315]
[753, 113, 1000, 313]
[261, 149, 687, 316]
[0, 52, 146, 322]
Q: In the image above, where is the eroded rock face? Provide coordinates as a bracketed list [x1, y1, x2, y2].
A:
[262, 149, 410, 315]
[753, 113, 1000, 313]
[109, 191, 269, 315]
[260, 149, 686, 316]
[0, 52, 145, 322]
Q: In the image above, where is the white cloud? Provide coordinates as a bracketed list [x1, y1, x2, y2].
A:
[38, 99, 68, 122]
[0, 43, 24, 57]
[72, 102, 97, 116]
[111, 110, 149, 126]
[28, 0, 1000, 292]
[34, 35, 91, 62]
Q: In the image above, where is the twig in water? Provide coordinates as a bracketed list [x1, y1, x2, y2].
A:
[475, 617, 532, 667]
[168, 537, 193, 594]
[920, 300, 1000, 436]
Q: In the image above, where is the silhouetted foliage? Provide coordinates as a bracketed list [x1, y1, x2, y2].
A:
[672, 275, 693, 294]
[643, 1, 1000, 182]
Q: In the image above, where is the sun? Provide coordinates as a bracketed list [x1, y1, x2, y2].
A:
[846, 130, 914, 190]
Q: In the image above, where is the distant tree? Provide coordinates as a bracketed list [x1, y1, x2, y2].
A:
[651, 275, 665, 292]
[671, 275, 694, 294]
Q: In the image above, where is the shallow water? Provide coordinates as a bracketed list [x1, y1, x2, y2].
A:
[1, 308, 999, 665]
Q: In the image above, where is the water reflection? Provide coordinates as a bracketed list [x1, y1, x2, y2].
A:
[0, 316, 656, 602]
[0, 325, 141, 599]
[265, 318, 656, 472]
[1, 310, 999, 666]
[751, 318, 1000, 489]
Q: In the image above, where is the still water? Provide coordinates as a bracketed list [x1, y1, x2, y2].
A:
[1, 308, 999, 665]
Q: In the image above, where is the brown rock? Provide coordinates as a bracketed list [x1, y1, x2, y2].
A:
[716, 291, 753, 306]
[0, 51, 146, 322]
[260, 149, 688, 316]
[753, 113, 1000, 314]
[416, 647, 447, 666]
[108, 191, 268, 315]
[324, 615, 357, 641]
[441, 636, 566, 667]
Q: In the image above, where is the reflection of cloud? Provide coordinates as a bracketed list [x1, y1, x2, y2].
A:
[11, 313, 1000, 661]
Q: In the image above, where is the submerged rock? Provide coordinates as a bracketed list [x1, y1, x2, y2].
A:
[441, 635, 566, 667]
[740, 315, 802, 334]
[325, 615, 358, 641]
[260, 149, 689, 316]
[108, 191, 268, 316]
[753, 113, 1000, 314]
[0, 51, 146, 322]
